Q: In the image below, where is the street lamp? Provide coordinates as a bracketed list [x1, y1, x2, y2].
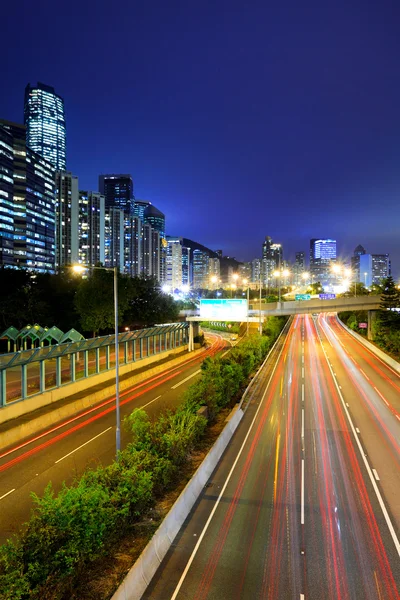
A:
[242, 278, 249, 336]
[73, 264, 121, 460]
[364, 272, 368, 287]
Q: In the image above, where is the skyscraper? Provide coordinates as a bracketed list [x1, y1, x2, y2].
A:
[359, 254, 390, 287]
[105, 207, 125, 271]
[262, 236, 282, 284]
[0, 119, 56, 273]
[351, 244, 366, 282]
[99, 174, 134, 215]
[193, 249, 209, 288]
[166, 237, 183, 289]
[55, 171, 79, 268]
[309, 239, 337, 283]
[78, 191, 105, 266]
[24, 82, 66, 171]
[293, 251, 306, 285]
[0, 125, 15, 267]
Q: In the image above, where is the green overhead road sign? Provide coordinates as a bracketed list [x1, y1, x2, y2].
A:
[295, 294, 311, 301]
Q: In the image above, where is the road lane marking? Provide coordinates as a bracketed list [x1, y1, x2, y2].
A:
[141, 395, 162, 409]
[301, 383, 304, 403]
[302, 367, 304, 378]
[301, 409, 304, 438]
[373, 469, 380, 481]
[171, 369, 201, 389]
[301, 459, 305, 524]
[274, 432, 281, 503]
[396, 415, 400, 421]
[55, 427, 113, 464]
[300, 595, 305, 600]
[356, 427, 360, 434]
[374, 386, 389, 406]
[170, 323, 288, 600]
[317, 328, 400, 558]
[360, 368, 370, 381]
[0, 489, 15, 501]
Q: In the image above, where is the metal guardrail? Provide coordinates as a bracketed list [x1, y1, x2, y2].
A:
[0, 323, 189, 407]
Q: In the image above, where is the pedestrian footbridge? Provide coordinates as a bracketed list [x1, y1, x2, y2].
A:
[249, 295, 381, 316]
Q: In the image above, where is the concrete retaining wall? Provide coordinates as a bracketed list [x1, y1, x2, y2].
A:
[337, 317, 400, 374]
[112, 406, 244, 600]
[1, 347, 206, 449]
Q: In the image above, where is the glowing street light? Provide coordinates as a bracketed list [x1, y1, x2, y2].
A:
[72, 263, 121, 459]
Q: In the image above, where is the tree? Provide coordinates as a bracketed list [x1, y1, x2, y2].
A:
[74, 270, 131, 336]
[124, 277, 179, 327]
[378, 276, 400, 329]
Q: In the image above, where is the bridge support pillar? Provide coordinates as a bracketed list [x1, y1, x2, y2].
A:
[367, 310, 377, 341]
[188, 322, 199, 352]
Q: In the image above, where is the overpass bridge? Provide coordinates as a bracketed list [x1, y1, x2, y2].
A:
[185, 296, 381, 348]
[249, 295, 381, 316]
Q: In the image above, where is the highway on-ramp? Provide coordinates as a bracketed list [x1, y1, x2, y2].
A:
[0, 334, 226, 544]
[145, 314, 400, 600]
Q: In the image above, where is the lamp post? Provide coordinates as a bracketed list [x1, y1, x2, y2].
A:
[259, 271, 262, 334]
[243, 278, 249, 336]
[73, 264, 121, 460]
[210, 275, 218, 298]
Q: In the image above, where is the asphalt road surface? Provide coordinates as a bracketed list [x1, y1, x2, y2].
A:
[145, 314, 400, 600]
[0, 334, 226, 544]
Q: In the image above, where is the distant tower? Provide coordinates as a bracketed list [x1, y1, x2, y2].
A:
[24, 82, 66, 170]
[99, 174, 134, 215]
[351, 244, 366, 282]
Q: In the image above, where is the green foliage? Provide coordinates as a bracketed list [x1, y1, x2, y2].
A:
[125, 277, 179, 327]
[0, 316, 288, 598]
[200, 322, 240, 334]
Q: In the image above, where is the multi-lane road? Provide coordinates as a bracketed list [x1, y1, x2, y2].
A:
[145, 314, 400, 600]
[0, 334, 226, 544]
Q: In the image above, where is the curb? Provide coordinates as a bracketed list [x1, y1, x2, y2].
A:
[336, 316, 400, 374]
[112, 407, 244, 600]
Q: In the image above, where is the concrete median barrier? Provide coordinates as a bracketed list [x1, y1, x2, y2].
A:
[112, 406, 244, 600]
[337, 317, 400, 374]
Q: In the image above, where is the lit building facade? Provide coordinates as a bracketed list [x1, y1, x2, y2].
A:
[262, 236, 283, 284]
[99, 174, 134, 215]
[55, 171, 79, 268]
[124, 215, 142, 277]
[105, 207, 125, 271]
[166, 237, 183, 290]
[359, 254, 390, 287]
[193, 249, 209, 288]
[182, 245, 191, 286]
[310, 238, 337, 283]
[24, 82, 66, 171]
[78, 191, 105, 266]
[293, 251, 306, 285]
[0, 125, 15, 267]
[0, 120, 56, 273]
[351, 244, 366, 282]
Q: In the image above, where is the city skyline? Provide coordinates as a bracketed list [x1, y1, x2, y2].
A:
[1, 1, 399, 275]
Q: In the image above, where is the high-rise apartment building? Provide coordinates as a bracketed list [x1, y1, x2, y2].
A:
[293, 251, 306, 285]
[78, 191, 105, 266]
[105, 207, 125, 271]
[262, 236, 283, 284]
[24, 82, 66, 171]
[99, 174, 134, 215]
[193, 249, 209, 288]
[182, 245, 191, 287]
[0, 125, 15, 267]
[359, 254, 390, 287]
[55, 171, 79, 268]
[251, 259, 261, 283]
[124, 215, 142, 277]
[166, 237, 183, 289]
[309, 238, 336, 282]
[0, 119, 56, 272]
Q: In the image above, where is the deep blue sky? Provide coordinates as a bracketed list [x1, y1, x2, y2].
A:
[2, 0, 399, 275]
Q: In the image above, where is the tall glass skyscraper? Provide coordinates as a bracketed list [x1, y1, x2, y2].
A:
[24, 82, 66, 171]
[99, 174, 134, 215]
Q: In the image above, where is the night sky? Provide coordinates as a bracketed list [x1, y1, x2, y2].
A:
[2, 0, 399, 275]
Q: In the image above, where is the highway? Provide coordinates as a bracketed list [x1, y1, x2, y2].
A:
[0, 334, 226, 544]
[145, 314, 400, 600]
